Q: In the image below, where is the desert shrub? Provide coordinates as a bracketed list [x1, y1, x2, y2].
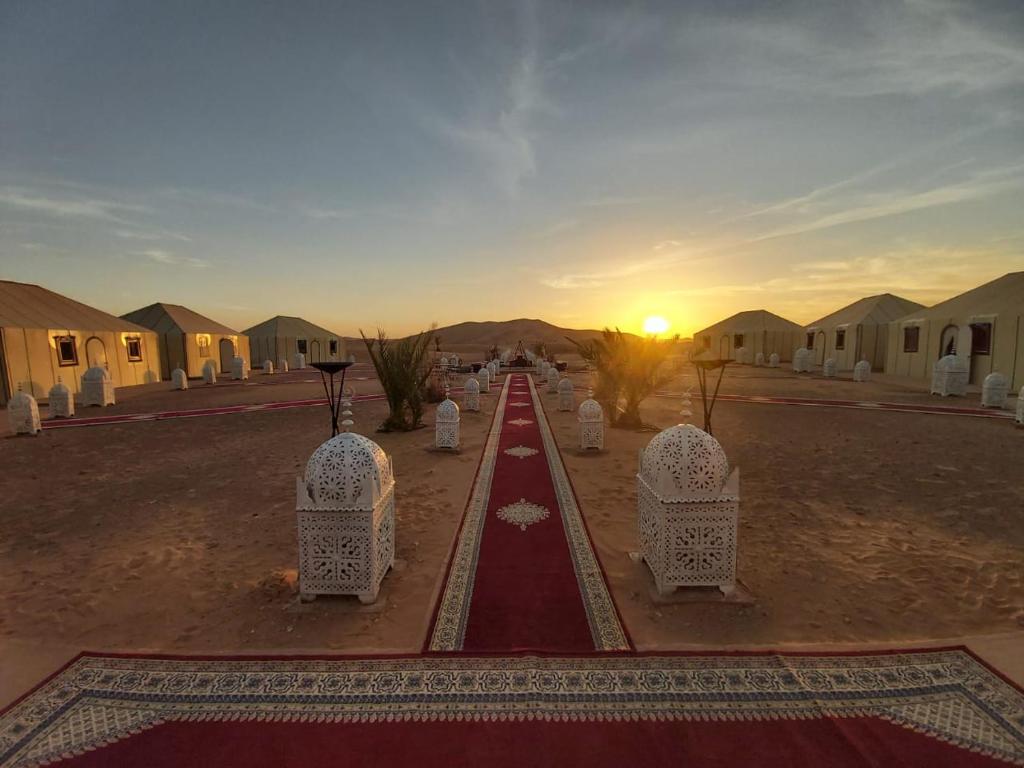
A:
[361, 326, 436, 431]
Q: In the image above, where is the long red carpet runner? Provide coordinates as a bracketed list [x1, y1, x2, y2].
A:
[427, 372, 629, 653]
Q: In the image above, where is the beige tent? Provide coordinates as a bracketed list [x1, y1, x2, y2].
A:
[885, 272, 1024, 389]
[693, 310, 803, 363]
[242, 315, 345, 366]
[122, 303, 250, 379]
[805, 294, 924, 371]
[0, 280, 159, 405]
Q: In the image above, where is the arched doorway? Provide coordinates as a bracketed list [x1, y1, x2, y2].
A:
[719, 335, 730, 360]
[939, 324, 958, 357]
[815, 331, 826, 365]
[309, 339, 321, 363]
[85, 336, 107, 368]
[219, 338, 235, 373]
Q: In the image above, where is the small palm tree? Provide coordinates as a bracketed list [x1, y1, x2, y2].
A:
[361, 326, 436, 431]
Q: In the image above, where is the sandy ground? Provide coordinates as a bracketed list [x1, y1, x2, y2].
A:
[1, 363, 1022, 707]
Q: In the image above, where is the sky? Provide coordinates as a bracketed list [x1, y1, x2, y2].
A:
[1, 0, 1022, 338]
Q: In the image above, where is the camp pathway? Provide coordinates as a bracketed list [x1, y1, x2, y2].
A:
[427, 372, 630, 654]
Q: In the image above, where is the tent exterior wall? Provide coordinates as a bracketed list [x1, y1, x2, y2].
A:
[805, 294, 924, 371]
[693, 310, 803, 363]
[242, 316, 345, 367]
[884, 272, 1024, 390]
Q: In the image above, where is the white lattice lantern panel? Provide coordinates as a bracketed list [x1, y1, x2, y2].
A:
[578, 397, 604, 450]
[463, 377, 480, 412]
[278, 358, 289, 373]
[931, 355, 968, 397]
[547, 369, 559, 393]
[823, 358, 837, 378]
[1016, 387, 1024, 425]
[768, 353, 780, 368]
[81, 366, 115, 406]
[637, 425, 739, 596]
[293, 352, 306, 370]
[296, 432, 395, 604]
[231, 356, 249, 380]
[48, 379, 75, 417]
[202, 361, 218, 384]
[171, 368, 188, 391]
[754, 352, 765, 367]
[263, 360, 274, 375]
[558, 377, 574, 411]
[478, 365, 490, 393]
[792, 348, 811, 373]
[982, 372, 1008, 408]
[435, 397, 460, 450]
[853, 360, 871, 382]
[8, 390, 41, 435]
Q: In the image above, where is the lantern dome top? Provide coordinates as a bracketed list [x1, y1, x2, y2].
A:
[303, 432, 393, 511]
[82, 366, 109, 382]
[49, 379, 69, 395]
[558, 377, 573, 393]
[9, 389, 35, 408]
[578, 397, 603, 422]
[639, 424, 733, 502]
[437, 397, 460, 422]
[465, 377, 480, 393]
[935, 354, 967, 372]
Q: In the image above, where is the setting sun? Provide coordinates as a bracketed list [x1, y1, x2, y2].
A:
[642, 316, 670, 335]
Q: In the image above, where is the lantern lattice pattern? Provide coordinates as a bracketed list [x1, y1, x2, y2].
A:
[435, 397, 460, 450]
[48, 379, 75, 417]
[231, 356, 249, 381]
[792, 348, 811, 373]
[293, 352, 306, 370]
[463, 377, 480, 412]
[982, 372, 1008, 408]
[171, 369, 188, 391]
[296, 432, 395, 604]
[578, 397, 604, 450]
[558, 377, 574, 411]
[853, 360, 871, 382]
[823, 358, 837, 378]
[81, 366, 115, 407]
[263, 360, 274, 375]
[202, 361, 218, 384]
[8, 390, 41, 435]
[546, 368, 559, 393]
[637, 424, 739, 596]
[768, 353, 780, 368]
[478, 365, 490, 393]
[931, 355, 968, 396]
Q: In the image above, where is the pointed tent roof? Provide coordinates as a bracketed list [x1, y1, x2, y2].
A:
[0, 280, 152, 333]
[897, 272, 1024, 321]
[695, 309, 803, 337]
[242, 315, 341, 339]
[122, 302, 240, 336]
[806, 293, 925, 329]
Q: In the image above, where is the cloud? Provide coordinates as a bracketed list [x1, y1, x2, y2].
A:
[301, 207, 356, 221]
[0, 188, 147, 223]
[114, 228, 192, 242]
[131, 249, 208, 268]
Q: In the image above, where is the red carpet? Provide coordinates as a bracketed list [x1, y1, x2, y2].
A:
[3, 649, 1022, 767]
[427, 373, 629, 653]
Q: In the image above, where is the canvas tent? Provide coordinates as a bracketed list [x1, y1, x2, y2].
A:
[885, 272, 1024, 389]
[693, 310, 803, 363]
[0, 280, 159, 405]
[121, 303, 250, 380]
[805, 294, 924, 371]
[242, 315, 344, 366]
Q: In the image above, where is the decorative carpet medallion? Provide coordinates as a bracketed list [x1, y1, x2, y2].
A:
[503, 445, 539, 459]
[497, 498, 550, 531]
[509, 401, 531, 407]
[507, 418, 534, 426]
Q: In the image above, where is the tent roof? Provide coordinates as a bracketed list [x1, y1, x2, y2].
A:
[122, 303, 240, 335]
[0, 280, 152, 333]
[898, 272, 1024, 321]
[806, 293, 925, 329]
[242, 315, 341, 339]
[695, 309, 803, 337]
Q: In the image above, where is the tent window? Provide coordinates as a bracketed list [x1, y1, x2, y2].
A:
[126, 337, 143, 362]
[835, 329, 845, 350]
[198, 335, 211, 357]
[297, 339, 308, 354]
[733, 334, 744, 349]
[903, 326, 920, 353]
[55, 336, 78, 366]
[806, 332, 815, 349]
[971, 323, 992, 355]
[329, 340, 338, 355]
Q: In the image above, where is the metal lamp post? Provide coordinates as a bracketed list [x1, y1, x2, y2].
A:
[310, 359, 355, 436]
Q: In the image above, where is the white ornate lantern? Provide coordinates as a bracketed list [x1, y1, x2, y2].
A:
[202, 360, 217, 385]
[477, 365, 491, 393]
[853, 359, 871, 382]
[637, 424, 739, 596]
[823, 358, 837, 378]
[81, 366, 115, 407]
[8, 389, 41, 435]
[489, 360, 499, 378]
[982, 372, 1008, 408]
[463, 376, 480, 411]
[754, 352, 765, 367]
[278, 358, 289, 373]
[263, 360, 274, 375]
[736, 347, 748, 365]
[768, 352, 780, 368]
[296, 432, 395, 604]
[435, 396, 460, 450]
[930, 355, 968, 396]
[558, 376, 574, 411]
[439, 356, 449, 371]
[547, 368, 560, 393]
[231, 356, 249, 380]
[578, 395, 604, 450]
[171, 368, 188, 391]
[792, 348, 811, 373]
[48, 378, 75, 417]
[1016, 386, 1024, 425]
[293, 352, 306, 370]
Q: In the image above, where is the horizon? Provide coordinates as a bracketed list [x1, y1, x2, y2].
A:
[2, 1, 1023, 338]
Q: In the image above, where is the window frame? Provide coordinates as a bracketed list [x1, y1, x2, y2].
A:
[806, 332, 815, 349]
[329, 339, 338, 356]
[297, 339, 308, 355]
[835, 328, 846, 351]
[197, 334, 211, 358]
[903, 326, 920, 353]
[970, 322, 992, 356]
[55, 335, 78, 367]
[733, 333, 744, 349]
[126, 336, 143, 362]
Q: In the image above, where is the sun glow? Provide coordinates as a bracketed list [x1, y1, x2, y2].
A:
[642, 316, 670, 335]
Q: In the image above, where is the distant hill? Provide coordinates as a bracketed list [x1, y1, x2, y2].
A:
[427, 319, 635, 353]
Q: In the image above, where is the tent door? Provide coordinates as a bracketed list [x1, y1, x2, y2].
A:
[219, 339, 235, 373]
[956, 325, 973, 380]
[719, 335, 729, 359]
[815, 332, 826, 365]
[939, 325, 958, 357]
[310, 339, 321, 363]
[85, 336, 107, 367]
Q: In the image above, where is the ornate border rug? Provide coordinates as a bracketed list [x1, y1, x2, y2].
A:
[2, 649, 1022, 766]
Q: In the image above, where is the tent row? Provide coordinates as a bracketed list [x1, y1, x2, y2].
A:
[0, 280, 346, 405]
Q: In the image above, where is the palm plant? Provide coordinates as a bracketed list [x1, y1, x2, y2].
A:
[360, 326, 436, 431]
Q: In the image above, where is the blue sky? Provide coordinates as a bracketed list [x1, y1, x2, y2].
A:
[1, 0, 1022, 336]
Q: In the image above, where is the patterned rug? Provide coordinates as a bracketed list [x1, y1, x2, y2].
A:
[427, 373, 629, 653]
[2, 649, 1022, 766]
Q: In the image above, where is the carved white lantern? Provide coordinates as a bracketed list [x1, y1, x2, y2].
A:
[754, 352, 765, 367]
[48, 378, 75, 418]
[547, 368, 560, 393]
[293, 352, 306, 370]
[477, 365, 491, 393]
[1016, 386, 1024, 425]
[278, 358, 290, 373]
[202, 360, 217, 385]
[792, 348, 811, 373]
[736, 347, 748, 365]
[853, 359, 871, 382]
[558, 376, 574, 411]
[489, 360, 499, 378]
[578, 395, 604, 450]
[81, 366, 115, 407]
[982, 372, 1008, 408]
[8, 389, 41, 435]
[231, 356, 249, 380]
[931, 355, 968, 396]
[823, 358, 837, 378]
[296, 431, 395, 604]
[463, 376, 480, 411]
[171, 368, 188, 391]
[263, 360, 274, 375]
[768, 352, 780, 368]
[440, 356, 449, 371]
[638, 425, 738, 596]
[435, 396, 460, 450]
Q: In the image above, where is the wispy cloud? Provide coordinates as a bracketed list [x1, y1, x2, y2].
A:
[130, 249, 208, 268]
[0, 188, 147, 223]
[114, 228, 192, 243]
[300, 207, 356, 221]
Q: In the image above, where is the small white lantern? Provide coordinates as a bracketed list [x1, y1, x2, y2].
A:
[930, 355, 968, 396]
[792, 348, 811, 373]
[558, 376, 574, 411]
[278, 358, 289, 373]
[982, 372, 1008, 408]
[463, 376, 480, 411]
[478, 365, 491, 393]
[736, 346, 748, 365]
[823, 358, 837, 378]
[853, 359, 871, 382]
[1016, 386, 1024, 425]
[8, 389, 41, 435]
[578, 394, 604, 450]
[536, 358, 545, 375]
[296, 431, 395, 604]
[231, 356, 249, 380]
[546, 367, 559, 393]
[768, 352, 780, 368]
[637, 424, 739, 596]
[48, 378, 75, 418]
[489, 360, 499, 378]
[754, 352, 765, 367]
[202, 360, 218, 384]
[293, 352, 306, 370]
[171, 368, 189, 391]
[81, 366, 115, 407]
[263, 360, 275, 375]
[435, 396, 460, 450]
